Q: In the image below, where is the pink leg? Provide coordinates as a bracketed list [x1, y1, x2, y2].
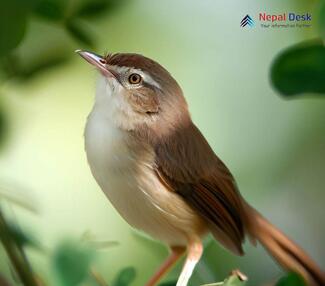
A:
[145, 246, 186, 286]
[176, 239, 203, 286]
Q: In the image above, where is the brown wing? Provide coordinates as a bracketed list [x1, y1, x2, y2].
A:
[154, 121, 247, 255]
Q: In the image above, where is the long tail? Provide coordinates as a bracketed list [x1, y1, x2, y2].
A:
[246, 205, 325, 286]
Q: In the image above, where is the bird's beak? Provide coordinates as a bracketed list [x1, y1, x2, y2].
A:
[75, 50, 115, 78]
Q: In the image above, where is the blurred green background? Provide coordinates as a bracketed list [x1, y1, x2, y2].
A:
[0, 0, 324, 285]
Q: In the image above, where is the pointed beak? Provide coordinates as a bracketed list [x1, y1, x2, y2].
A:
[75, 50, 115, 78]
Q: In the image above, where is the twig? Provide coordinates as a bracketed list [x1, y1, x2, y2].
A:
[90, 268, 108, 286]
[0, 208, 38, 286]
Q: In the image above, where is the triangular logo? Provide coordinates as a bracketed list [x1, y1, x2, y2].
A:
[240, 15, 254, 27]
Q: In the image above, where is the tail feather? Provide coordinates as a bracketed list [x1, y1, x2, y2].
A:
[246, 206, 325, 286]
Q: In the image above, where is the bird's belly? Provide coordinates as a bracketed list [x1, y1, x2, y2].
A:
[85, 116, 205, 246]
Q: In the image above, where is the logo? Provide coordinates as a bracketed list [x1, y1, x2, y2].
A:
[240, 15, 254, 27]
[259, 12, 312, 22]
[240, 12, 312, 30]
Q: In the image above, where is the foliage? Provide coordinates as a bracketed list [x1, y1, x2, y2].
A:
[5, 222, 39, 250]
[52, 240, 95, 286]
[112, 267, 136, 286]
[0, 208, 38, 286]
[0, 206, 302, 286]
[0, 0, 126, 79]
[199, 272, 306, 286]
[201, 271, 247, 286]
[270, 39, 325, 96]
[0, 200, 134, 286]
[0, 1, 28, 58]
[276, 272, 306, 286]
[270, 1, 325, 98]
[0, 0, 125, 58]
[0, 0, 127, 148]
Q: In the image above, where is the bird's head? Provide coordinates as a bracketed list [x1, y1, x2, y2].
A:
[77, 50, 190, 138]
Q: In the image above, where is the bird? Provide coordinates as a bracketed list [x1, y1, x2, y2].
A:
[76, 50, 325, 286]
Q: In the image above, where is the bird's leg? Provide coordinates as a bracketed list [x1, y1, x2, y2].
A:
[144, 246, 186, 286]
[176, 239, 203, 286]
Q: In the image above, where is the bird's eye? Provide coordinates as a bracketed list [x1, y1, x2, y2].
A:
[128, 73, 142, 84]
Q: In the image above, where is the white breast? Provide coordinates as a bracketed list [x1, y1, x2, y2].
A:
[84, 108, 203, 246]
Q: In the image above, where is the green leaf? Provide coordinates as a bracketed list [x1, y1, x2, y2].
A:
[0, 216, 36, 248]
[6, 222, 39, 249]
[0, 1, 28, 57]
[112, 267, 136, 286]
[73, 0, 125, 18]
[270, 39, 325, 97]
[201, 271, 247, 286]
[65, 20, 94, 47]
[276, 272, 306, 286]
[52, 240, 95, 286]
[33, 0, 66, 21]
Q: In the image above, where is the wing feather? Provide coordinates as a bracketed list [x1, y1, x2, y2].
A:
[154, 122, 247, 255]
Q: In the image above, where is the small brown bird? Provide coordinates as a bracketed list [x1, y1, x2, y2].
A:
[76, 50, 325, 286]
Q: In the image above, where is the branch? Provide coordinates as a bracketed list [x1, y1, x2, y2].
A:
[0, 208, 38, 286]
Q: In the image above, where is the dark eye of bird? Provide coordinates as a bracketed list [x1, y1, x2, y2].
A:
[128, 73, 142, 84]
